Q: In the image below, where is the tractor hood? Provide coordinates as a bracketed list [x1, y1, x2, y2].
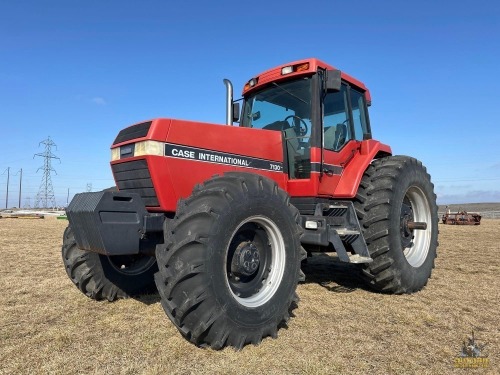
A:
[110, 118, 286, 212]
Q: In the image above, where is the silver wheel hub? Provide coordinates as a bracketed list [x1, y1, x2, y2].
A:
[402, 186, 432, 268]
[226, 215, 286, 308]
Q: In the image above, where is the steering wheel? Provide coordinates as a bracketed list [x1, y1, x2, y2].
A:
[284, 115, 309, 136]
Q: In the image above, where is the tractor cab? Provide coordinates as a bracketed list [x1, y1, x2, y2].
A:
[236, 58, 380, 197]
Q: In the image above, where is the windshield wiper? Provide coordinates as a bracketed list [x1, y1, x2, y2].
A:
[272, 82, 308, 104]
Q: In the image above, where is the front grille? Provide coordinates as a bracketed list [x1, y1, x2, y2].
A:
[112, 160, 159, 206]
[113, 121, 152, 145]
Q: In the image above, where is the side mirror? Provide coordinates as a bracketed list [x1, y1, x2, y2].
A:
[326, 69, 341, 92]
[232, 102, 240, 122]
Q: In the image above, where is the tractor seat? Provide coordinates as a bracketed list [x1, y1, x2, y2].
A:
[324, 125, 337, 149]
[324, 123, 347, 150]
[284, 128, 310, 178]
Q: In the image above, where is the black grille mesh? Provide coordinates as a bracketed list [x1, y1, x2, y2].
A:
[113, 121, 152, 145]
[112, 160, 159, 206]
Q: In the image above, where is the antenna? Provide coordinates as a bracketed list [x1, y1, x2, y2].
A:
[34, 137, 60, 208]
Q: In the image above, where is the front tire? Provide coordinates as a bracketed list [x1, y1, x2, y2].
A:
[155, 172, 305, 349]
[62, 226, 158, 301]
[354, 156, 438, 294]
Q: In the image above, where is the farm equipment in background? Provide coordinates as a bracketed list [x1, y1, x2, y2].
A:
[442, 209, 481, 225]
[62, 58, 439, 349]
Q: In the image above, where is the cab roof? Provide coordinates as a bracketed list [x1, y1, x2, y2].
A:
[243, 58, 371, 102]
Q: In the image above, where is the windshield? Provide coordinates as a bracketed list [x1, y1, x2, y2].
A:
[240, 77, 312, 136]
[241, 77, 313, 179]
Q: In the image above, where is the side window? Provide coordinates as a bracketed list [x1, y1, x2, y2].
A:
[349, 89, 370, 141]
[323, 84, 350, 151]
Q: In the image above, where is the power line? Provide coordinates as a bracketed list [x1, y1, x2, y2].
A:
[34, 137, 60, 208]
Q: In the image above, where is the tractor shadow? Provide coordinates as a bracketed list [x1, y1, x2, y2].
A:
[133, 292, 161, 305]
[301, 253, 370, 293]
[132, 253, 370, 305]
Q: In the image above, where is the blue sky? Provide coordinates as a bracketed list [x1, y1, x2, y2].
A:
[1, 0, 499, 207]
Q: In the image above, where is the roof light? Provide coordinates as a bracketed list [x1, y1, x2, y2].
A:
[295, 63, 309, 72]
[244, 77, 259, 91]
[282, 63, 310, 76]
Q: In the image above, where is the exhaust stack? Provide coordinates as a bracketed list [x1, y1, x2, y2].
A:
[223, 79, 234, 126]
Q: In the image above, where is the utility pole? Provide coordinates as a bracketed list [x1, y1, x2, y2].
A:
[66, 187, 70, 206]
[34, 137, 60, 208]
[2, 167, 9, 209]
[13, 168, 22, 208]
[18, 168, 22, 208]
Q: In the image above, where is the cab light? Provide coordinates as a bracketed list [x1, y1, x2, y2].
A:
[244, 77, 259, 91]
[295, 63, 309, 72]
[282, 63, 310, 76]
[134, 140, 164, 157]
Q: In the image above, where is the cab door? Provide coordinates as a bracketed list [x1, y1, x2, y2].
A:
[318, 84, 370, 196]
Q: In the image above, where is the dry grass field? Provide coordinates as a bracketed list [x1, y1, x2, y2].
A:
[1, 217, 498, 374]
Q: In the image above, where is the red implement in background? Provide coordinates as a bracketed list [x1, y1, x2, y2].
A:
[442, 211, 481, 225]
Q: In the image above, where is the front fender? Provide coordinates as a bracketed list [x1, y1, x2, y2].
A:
[333, 140, 392, 198]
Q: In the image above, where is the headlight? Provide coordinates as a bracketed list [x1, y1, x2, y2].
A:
[134, 140, 164, 157]
[111, 147, 120, 161]
[111, 140, 164, 161]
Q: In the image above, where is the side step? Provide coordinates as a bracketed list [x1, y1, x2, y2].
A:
[347, 254, 373, 264]
[299, 201, 373, 264]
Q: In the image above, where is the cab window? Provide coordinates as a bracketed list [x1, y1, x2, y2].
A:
[349, 88, 370, 141]
[323, 84, 350, 151]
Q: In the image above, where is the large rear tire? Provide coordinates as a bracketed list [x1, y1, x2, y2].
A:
[62, 226, 158, 301]
[354, 156, 438, 294]
[155, 172, 305, 349]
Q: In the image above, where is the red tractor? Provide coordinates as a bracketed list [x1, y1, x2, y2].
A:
[63, 58, 438, 349]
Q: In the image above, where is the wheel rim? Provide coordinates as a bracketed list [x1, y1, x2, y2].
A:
[225, 215, 286, 308]
[400, 186, 432, 267]
[106, 254, 156, 275]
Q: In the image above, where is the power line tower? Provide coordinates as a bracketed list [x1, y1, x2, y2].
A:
[24, 197, 31, 209]
[34, 137, 60, 208]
